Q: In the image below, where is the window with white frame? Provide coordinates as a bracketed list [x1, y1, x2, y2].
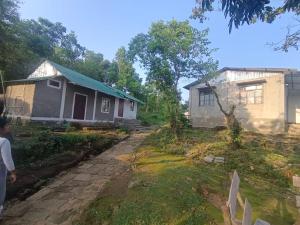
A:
[199, 89, 214, 106]
[47, 79, 61, 89]
[130, 101, 135, 111]
[239, 84, 263, 104]
[101, 97, 110, 113]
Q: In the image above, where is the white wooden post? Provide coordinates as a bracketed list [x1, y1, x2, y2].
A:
[59, 79, 67, 120]
[93, 90, 98, 121]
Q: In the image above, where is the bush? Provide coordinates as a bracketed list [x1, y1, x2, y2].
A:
[12, 131, 106, 165]
[69, 122, 82, 130]
[137, 112, 167, 126]
[118, 126, 130, 134]
[178, 113, 191, 128]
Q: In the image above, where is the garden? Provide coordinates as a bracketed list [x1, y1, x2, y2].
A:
[76, 127, 300, 225]
[7, 122, 128, 201]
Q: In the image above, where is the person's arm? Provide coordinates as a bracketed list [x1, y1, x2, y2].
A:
[1, 139, 16, 183]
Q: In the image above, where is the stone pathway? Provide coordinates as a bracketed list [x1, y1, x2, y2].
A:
[2, 131, 150, 225]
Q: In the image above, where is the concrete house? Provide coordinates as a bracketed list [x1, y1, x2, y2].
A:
[4, 60, 143, 124]
[184, 67, 300, 134]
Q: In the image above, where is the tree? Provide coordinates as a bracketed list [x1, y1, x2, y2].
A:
[0, 0, 86, 80]
[115, 47, 143, 98]
[0, 0, 34, 80]
[129, 20, 217, 135]
[205, 81, 242, 148]
[193, 0, 300, 51]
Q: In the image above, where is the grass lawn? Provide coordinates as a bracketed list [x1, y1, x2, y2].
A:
[76, 128, 300, 225]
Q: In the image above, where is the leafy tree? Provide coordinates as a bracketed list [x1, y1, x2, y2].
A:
[115, 47, 142, 98]
[0, 0, 86, 80]
[193, 0, 300, 51]
[0, 0, 143, 99]
[0, 0, 35, 80]
[75, 51, 105, 79]
[205, 81, 242, 149]
[129, 20, 217, 135]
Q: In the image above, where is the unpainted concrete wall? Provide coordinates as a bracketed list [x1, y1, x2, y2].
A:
[189, 73, 286, 133]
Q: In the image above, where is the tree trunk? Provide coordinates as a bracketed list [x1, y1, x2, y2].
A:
[205, 82, 242, 149]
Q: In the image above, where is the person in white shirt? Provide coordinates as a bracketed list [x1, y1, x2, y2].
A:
[0, 118, 16, 217]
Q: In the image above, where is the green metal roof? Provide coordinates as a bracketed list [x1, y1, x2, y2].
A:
[48, 61, 143, 104]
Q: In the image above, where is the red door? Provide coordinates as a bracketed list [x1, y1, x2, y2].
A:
[118, 99, 124, 117]
[73, 94, 87, 120]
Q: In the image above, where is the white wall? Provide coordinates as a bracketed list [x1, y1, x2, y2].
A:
[28, 61, 62, 78]
[286, 74, 300, 123]
[114, 98, 137, 120]
[123, 99, 137, 119]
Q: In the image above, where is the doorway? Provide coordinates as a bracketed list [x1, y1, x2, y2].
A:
[73, 93, 87, 120]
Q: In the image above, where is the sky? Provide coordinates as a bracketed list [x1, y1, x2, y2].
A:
[19, 0, 300, 101]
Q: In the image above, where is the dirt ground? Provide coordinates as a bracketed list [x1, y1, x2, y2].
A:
[98, 171, 132, 199]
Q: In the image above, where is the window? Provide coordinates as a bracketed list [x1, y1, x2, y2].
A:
[130, 101, 135, 111]
[239, 84, 263, 104]
[101, 97, 110, 113]
[47, 79, 61, 89]
[199, 90, 214, 106]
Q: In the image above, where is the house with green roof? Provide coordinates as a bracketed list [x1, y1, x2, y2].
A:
[4, 60, 142, 124]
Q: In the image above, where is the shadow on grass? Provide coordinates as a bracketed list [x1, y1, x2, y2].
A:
[264, 198, 295, 225]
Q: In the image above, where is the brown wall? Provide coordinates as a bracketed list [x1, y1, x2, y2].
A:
[189, 74, 286, 133]
[6, 83, 36, 117]
[31, 77, 64, 118]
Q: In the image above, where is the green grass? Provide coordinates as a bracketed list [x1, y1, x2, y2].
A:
[77, 149, 224, 225]
[137, 111, 167, 126]
[77, 128, 300, 225]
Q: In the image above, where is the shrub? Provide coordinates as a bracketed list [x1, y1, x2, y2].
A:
[12, 131, 109, 165]
[69, 122, 82, 130]
[137, 112, 167, 126]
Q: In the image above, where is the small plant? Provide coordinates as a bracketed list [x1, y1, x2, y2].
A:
[69, 122, 82, 130]
[118, 126, 130, 134]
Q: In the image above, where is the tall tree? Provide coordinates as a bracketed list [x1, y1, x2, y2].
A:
[0, 0, 34, 80]
[0, 0, 86, 80]
[193, 0, 300, 51]
[129, 20, 217, 135]
[115, 47, 142, 98]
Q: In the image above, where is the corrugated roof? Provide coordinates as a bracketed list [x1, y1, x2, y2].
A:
[46, 61, 144, 103]
[219, 67, 298, 73]
[183, 67, 299, 90]
[6, 61, 143, 104]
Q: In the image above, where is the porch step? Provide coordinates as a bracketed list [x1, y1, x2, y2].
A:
[288, 124, 300, 135]
[115, 119, 146, 131]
